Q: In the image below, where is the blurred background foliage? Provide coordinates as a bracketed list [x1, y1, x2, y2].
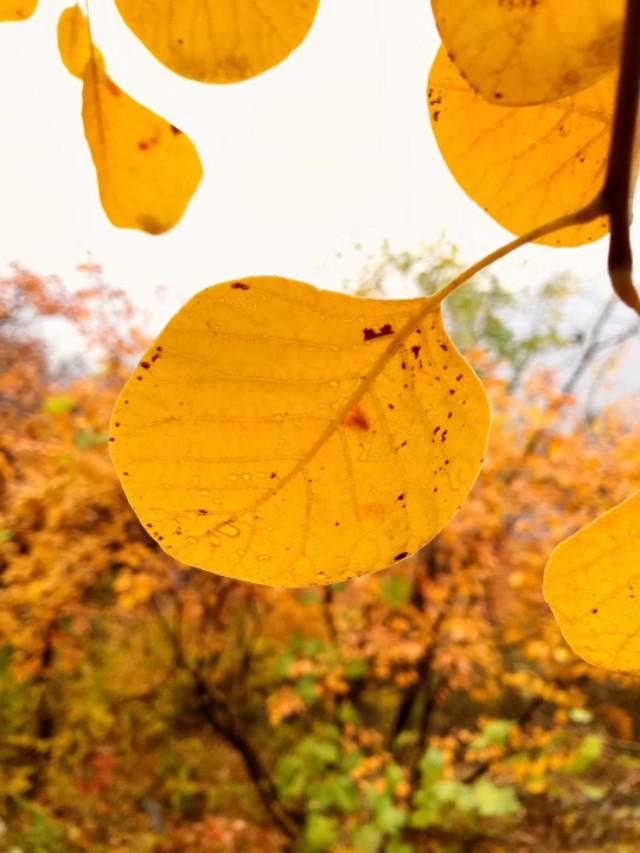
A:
[1, 250, 640, 852]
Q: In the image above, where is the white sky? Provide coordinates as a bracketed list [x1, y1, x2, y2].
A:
[0, 0, 638, 375]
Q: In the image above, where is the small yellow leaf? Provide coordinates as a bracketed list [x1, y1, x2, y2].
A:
[428, 48, 612, 247]
[544, 492, 640, 674]
[114, 0, 320, 83]
[58, 4, 98, 79]
[0, 0, 37, 21]
[109, 277, 490, 588]
[58, 6, 203, 234]
[432, 0, 623, 106]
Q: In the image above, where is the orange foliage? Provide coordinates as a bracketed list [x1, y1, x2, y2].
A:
[1, 272, 640, 850]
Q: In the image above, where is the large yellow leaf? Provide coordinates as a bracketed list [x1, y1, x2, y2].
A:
[109, 277, 490, 588]
[114, 0, 320, 83]
[58, 6, 203, 234]
[544, 492, 640, 674]
[428, 48, 612, 248]
[431, 0, 623, 106]
[0, 0, 37, 21]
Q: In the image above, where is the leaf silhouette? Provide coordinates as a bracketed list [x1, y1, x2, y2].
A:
[58, 5, 203, 234]
[109, 277, 490, 587]
[114, 0, 321, 83]
[544, 491, 640, 674]
[432, 0, 623, 106]
[428, 48, 613, 247]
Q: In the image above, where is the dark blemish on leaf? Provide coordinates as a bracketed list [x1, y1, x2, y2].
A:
[198, 509, 208, 515]
[448, 412, 453, 419]
[138, 141, 150, 151]
[158, 536, 164, 541]
[335, 521, 340, 526]
[388, 404, 395, 410]
[170, 125, 182, 135]
[114, 422, 120, 427]
[494, 91, 504, 100]
[394, 552, 409, 561]
[592, 608, 598, 614]
[411, 345, 421, 359]
[270, 472, 277, 479]
[343, 405, 369, 431]
[440, 344, 449, 352]
[231, 281, 250, 290]
[109, 437, 115, 443]
[124, 400, 129, 404]
[445, 459, 449, 465]
[400, 440, 408, 448]
[456, 374, 463, 381]
[441, 430, 448, 443]
[141, 361, 151, 369]
[397, 494, 404, 501]
[434, 426, 441, 435]
[123, 472, 128, 476]
[433, 110, 440, 122]
[433, 488, 438, 493]
[151, 353, 161, 362]
[401, 361, 406, 370]
[449, 389, 456, 396]
[363, 323, 394, 341]
[136, 376, 143, 381]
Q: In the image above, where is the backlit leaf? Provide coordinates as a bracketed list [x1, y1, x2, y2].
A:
[114, 0, 320, 83]
[109, 276, 490, 588]
[58, 6, 203, 234]
[0, 0, 37, 21]
[544, 491, 640, 673]
[428, 48, 612, 247]
[58, 4, 96, 79]
[431, 0, 623, 106]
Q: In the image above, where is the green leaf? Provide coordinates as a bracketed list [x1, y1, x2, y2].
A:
[44, 395, 74, 414]
[472, 781, 520, 818]
[470, 719, 514, 749]
[569, 708, 593, 725]
[351, 825, 383, 853]
[305, 814, 339, 852]
[418, 747, 445, 784]
[381, 575, 412, 608]
[569, 734, 604, 773]
[296, 675, 318, 704]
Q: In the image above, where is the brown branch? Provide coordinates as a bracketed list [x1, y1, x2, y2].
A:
[151, 596, 301, 840]
[603, 0, 640, 313]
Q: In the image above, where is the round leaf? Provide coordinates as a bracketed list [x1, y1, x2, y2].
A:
[428, 48, 613, 247]
[110, 277, 490, 587]
[431, 0, 623, 106]
[544, 491, 640, 673]
[115, 0, 320, 83]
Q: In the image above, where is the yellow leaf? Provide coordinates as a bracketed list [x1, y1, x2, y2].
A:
[431, 0, 623, 106]
[0, 0, 36, 21]
[114, 0, 320, 83]
[109, 277, 490, 588]
[58, 4, 98, 79]
[428, 48, 612, 247]
[57, 6, 203, 234]
[544, 492, 640, 674]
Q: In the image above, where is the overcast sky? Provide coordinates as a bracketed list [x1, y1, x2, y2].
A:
[0, 0, 638, 394]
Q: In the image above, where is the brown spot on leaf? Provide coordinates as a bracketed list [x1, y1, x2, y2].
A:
[231, 281, 250, 290]
[343, 405, 370, 431]
[363, 323, 394, 341]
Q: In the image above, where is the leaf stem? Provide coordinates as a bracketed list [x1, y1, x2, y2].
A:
[603, 0, 640, 313]
[426, 198, 603, 312]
